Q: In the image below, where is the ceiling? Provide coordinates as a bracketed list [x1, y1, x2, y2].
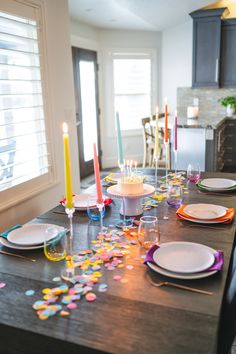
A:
[68, 0, 216, 31]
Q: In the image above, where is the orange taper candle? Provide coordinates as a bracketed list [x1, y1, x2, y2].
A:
[93, 143, 103, 204]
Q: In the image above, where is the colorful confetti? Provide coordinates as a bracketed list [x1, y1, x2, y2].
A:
[31, 227, 142, 320]
[25, 289, 35, 296]
[52, 277, 61, 282]
[85, 292, 96, 302]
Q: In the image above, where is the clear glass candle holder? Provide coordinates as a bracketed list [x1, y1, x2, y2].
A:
[87, 196, 106, 222]
[166, 185, 183, 208]
[44, 227, 67, 262]
[138, 216, 160, 249]
[187, 163, 201, 183]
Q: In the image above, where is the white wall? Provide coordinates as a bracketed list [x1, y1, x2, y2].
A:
[0, 0, 79, 232]
[162, 20, 192, 114]
[70, 23, 162, 168]
[99, 30, 161, 168]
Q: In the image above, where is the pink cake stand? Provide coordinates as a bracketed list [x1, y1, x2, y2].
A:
[107, 184, 155, 216]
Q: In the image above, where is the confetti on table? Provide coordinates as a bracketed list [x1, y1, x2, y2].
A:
[31, 228, 137, 320]
[126, 265, 134, 270]
[52, 277, 61, 282]
[67, 303, 77, 310]
[85, 292, 96, 302]
[25, 289, 35, 296]
[98, 283, 108, 292]
[120, 278, 128, 284]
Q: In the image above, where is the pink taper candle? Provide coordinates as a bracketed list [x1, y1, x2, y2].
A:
[164, 98, 168, 143]
[174, 110, 178, 151]
[93, 143, 103, 204]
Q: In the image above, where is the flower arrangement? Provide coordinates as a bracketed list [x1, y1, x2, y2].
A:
[218, 96, 236, 109]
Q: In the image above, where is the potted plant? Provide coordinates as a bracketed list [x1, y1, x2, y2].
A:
[219, 96, 236, 117]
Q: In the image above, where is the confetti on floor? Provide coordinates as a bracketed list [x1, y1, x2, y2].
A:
[0, 282, 6, 289]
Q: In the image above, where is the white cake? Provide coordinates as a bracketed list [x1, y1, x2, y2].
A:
[118, 175, 144, 195]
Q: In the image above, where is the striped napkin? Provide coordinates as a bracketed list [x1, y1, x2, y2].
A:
[176, 204, 235, 224]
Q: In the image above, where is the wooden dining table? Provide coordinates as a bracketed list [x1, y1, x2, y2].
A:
[0, 170, 236, 354]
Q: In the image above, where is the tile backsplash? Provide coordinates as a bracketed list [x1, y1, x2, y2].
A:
[177, 87, 236, 121]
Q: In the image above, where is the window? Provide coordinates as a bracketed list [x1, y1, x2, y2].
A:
[113, 53, 152, 130]
[0, 1, 53, 209]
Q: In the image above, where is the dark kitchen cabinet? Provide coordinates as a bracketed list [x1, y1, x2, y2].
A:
[190, 8, 230, 88]
[220, 19, 236, 87]
[215, 118, 236, 172]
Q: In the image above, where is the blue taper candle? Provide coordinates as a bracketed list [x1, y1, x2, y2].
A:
[115, 112, 124, 164]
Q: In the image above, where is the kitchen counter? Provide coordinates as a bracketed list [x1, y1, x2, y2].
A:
[158, 115, 236, 129]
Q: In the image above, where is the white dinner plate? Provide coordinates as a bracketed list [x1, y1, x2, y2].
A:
[177, 214, 228, 224]
[7, 223, 65, 246]
[62, 194, 107, 210]
[183, 204, 227, 220]
[0, 237, 43, 250]
[153, 242, 215, 273]
[147, 243, 217, 279]
[200, 178, 236, 190]
[147, 261, 217, 280]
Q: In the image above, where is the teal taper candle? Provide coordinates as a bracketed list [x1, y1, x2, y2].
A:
[115, 112, 124, 164]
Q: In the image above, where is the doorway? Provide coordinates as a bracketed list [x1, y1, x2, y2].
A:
[72, 47, 100, 179]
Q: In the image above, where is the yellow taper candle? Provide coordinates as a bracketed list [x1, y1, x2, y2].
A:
[62, 122, 73, 209]
[154, 106, 159, 158]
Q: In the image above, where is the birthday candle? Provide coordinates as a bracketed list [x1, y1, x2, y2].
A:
[154, 106, 159, 158]
[115, 112, 124, 165]
[93, 143, 103, 204]
[62, 122, 73, 209]
[174, 110, 178, 151]
[164, 98, 168, 143]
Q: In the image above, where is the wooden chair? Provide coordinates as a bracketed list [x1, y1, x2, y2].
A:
[141, 117, 155, 168]
[141, 115, 171, 169]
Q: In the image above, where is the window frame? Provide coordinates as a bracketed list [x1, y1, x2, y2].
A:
[109, 48, 158, 135]
[0, 0, 57, 212]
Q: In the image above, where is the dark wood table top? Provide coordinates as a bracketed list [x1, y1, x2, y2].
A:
[0, 170, 236, 354]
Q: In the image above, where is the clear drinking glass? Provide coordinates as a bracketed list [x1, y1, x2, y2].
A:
[138, 216, 160, 249]
[44, 227, 67, 261]
[166, 185, 183, 207]
[187, 163, 201, 183]
[86, 195, 105, 222]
